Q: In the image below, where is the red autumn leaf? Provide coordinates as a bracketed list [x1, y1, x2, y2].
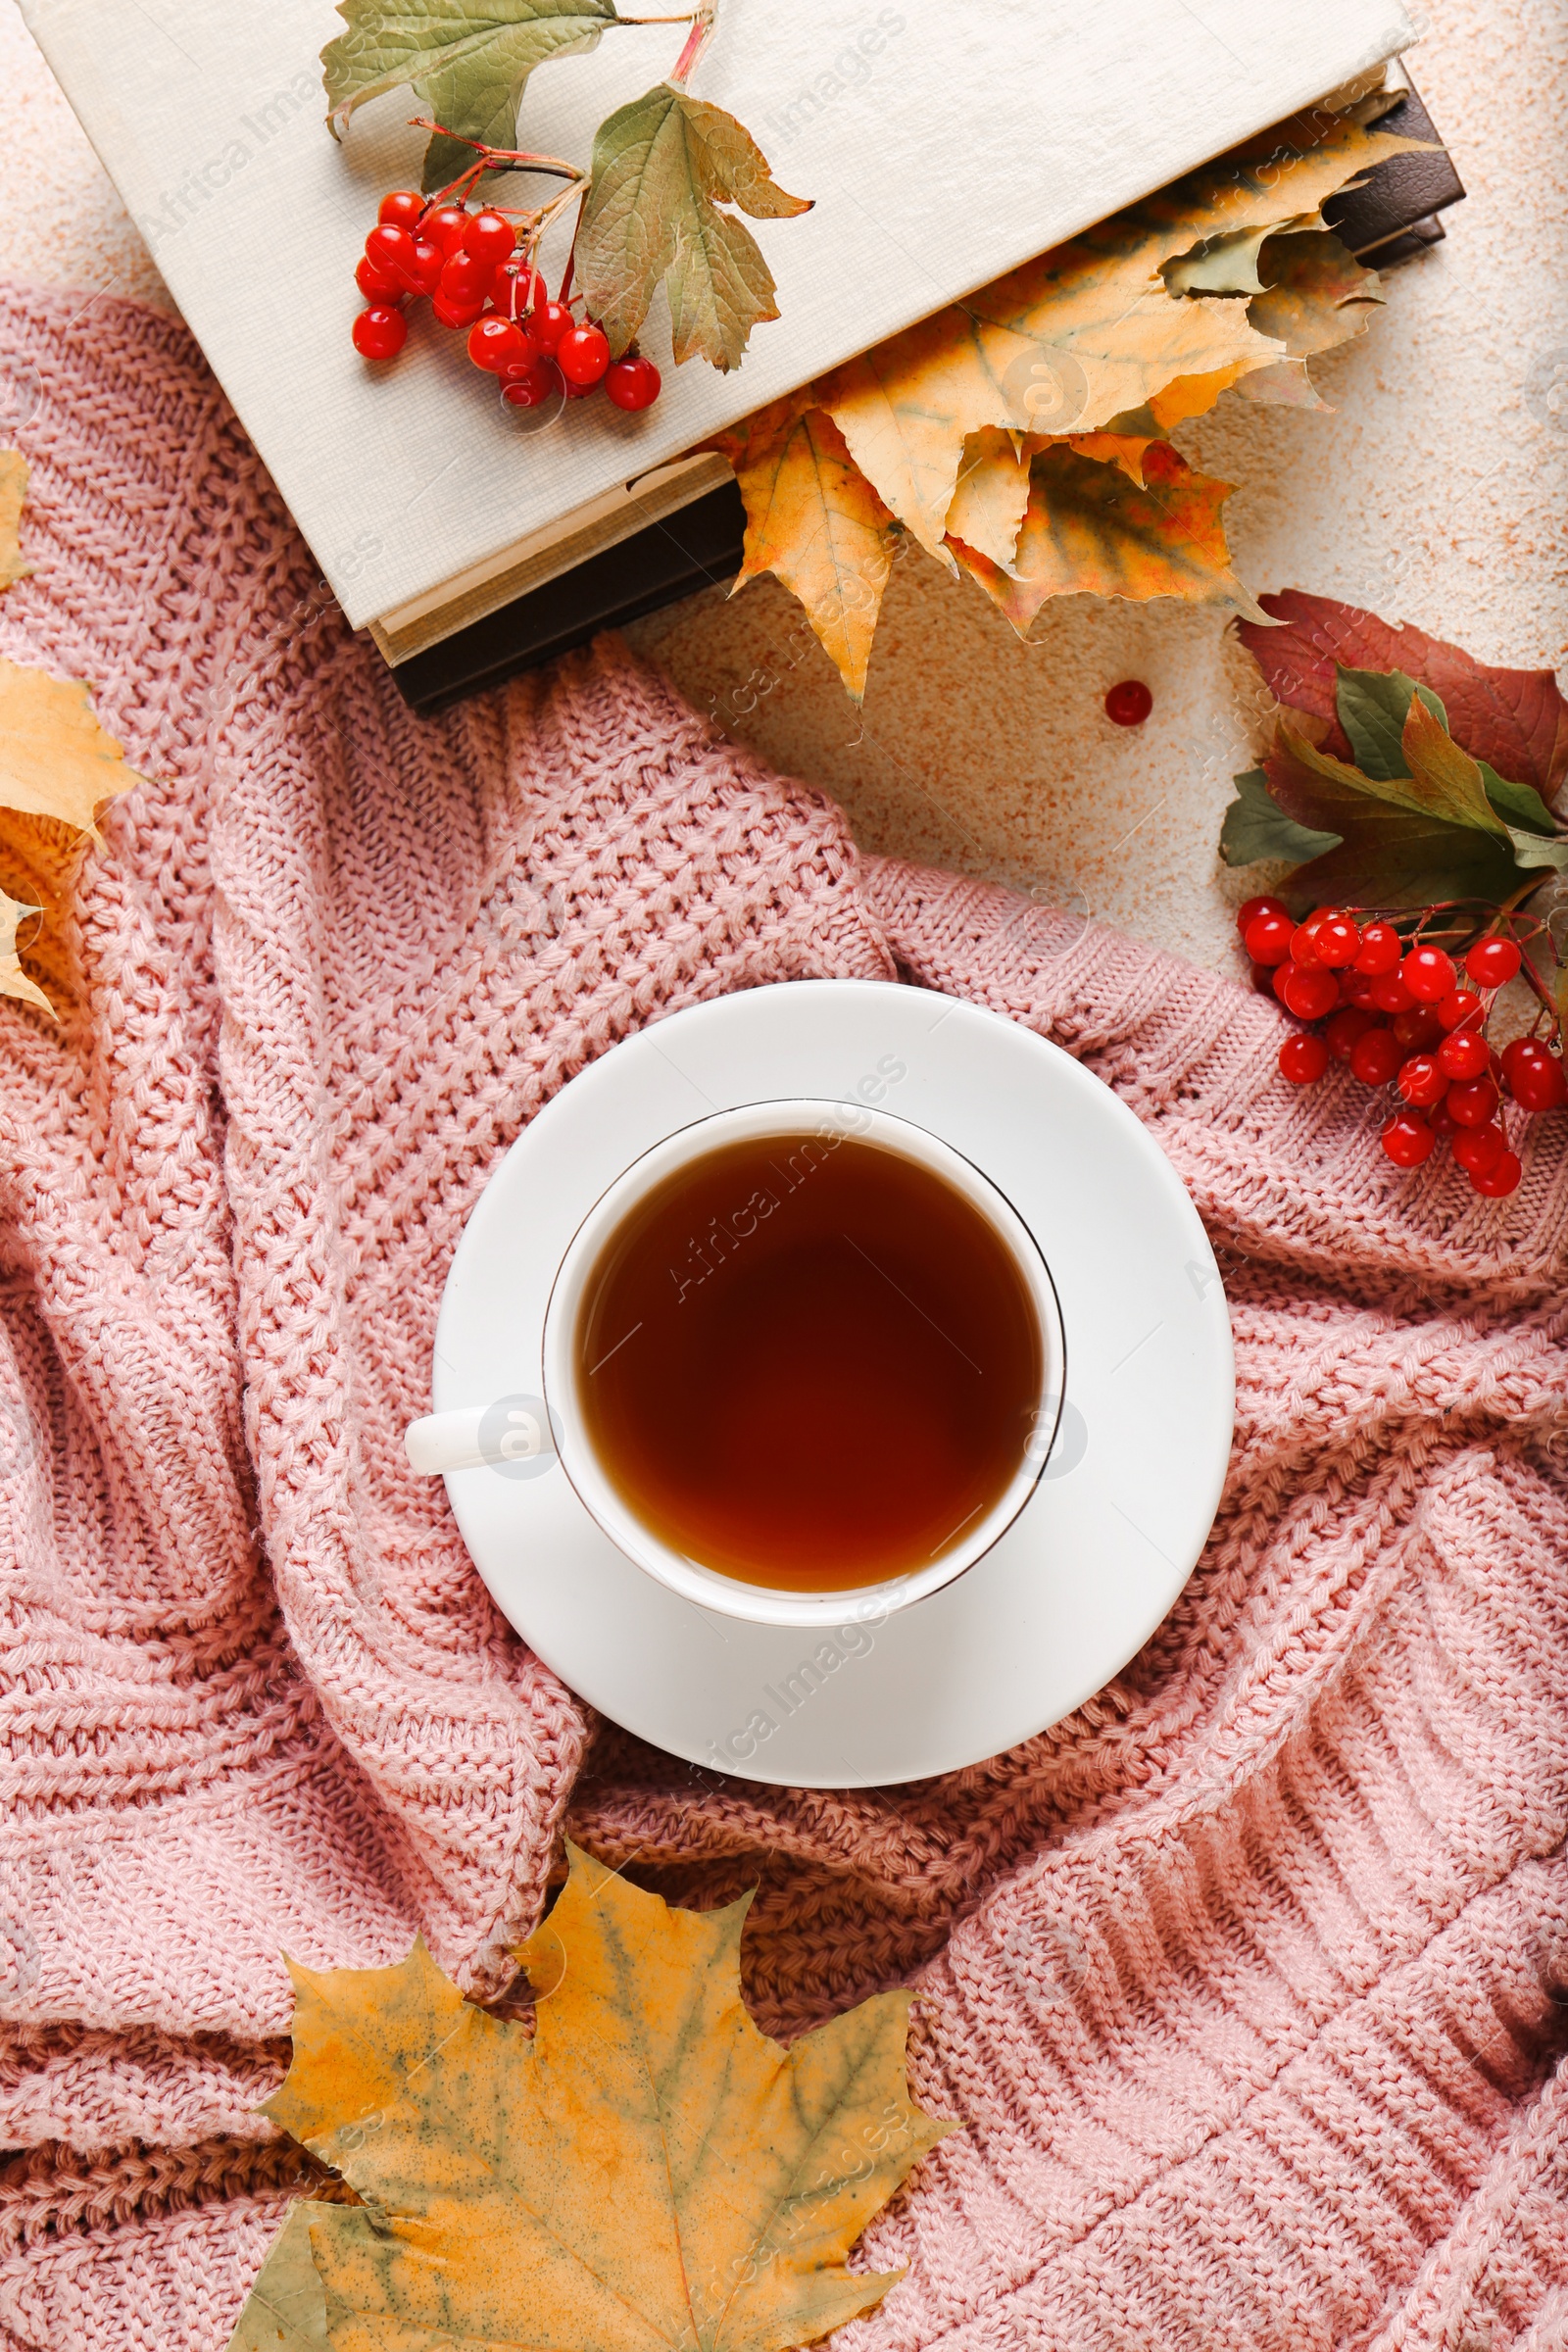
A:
[1237, 590, 1568, 807]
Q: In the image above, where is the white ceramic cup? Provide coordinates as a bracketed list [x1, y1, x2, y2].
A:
[405, 1099, 1065, 1630]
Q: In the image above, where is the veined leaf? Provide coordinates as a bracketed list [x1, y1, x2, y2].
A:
[0, 450, 30, 592]
[0, 889, 50, 1019]
[1159, 211, 1321, 298]
[1479, 761, 1557, 836]
[715, 406, 896, 699]
[945, 428, 1032, 567]
[1508, 829, 1568, 871]
[1219, 767, 1342, 866]
[235, 1844, 956, 2352]
[0, 659, 142, 838]
[321, 0, 617, 190]
[952, 442, 1260, 638]
[224, 2205, 329, 2352]
[816, 120, 1426, 563]
[1259, 724, 1523, 914]
[577, 87, 810, 369]
[1238, 589, 1568, 804]
[1336, 665, 1447, 778]
[1246, 229, 1383, 361]
[1400, 695, 1512, 839]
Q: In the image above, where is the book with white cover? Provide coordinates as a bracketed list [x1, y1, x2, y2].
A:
[19, 0, 1413, 663]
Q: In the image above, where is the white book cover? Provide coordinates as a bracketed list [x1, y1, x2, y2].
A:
[18, 0, 1412, 632]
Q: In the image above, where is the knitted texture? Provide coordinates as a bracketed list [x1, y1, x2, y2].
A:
[0, 282, 1565, 2352]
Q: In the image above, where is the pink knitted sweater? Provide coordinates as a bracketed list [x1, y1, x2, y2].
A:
[1, 280, 1566, 2352]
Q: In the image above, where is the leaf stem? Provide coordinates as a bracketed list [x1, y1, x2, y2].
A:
[668, 0, 716, 84]
[411, 119, 585, 188]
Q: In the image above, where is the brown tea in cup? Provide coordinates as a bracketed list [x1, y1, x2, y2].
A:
[574, 1127, 1043, 1591]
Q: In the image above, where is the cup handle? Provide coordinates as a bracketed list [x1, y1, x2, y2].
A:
[404, 1399, 557, 1476]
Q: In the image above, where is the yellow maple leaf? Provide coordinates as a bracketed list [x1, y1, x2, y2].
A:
[0, 658, 142, 837]
[1236, 229, 1384, 409]
[813, 119, 1428, 563]
[945, 426, 1033, 566]
[0, 451, 31, 592]
[233, 1842, 956, 2352]
[952, 441, 1258, 636]
[0, 889, 51, 1018]
[716, 404, 898, 703]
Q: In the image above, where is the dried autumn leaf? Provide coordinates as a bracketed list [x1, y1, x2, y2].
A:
[232, 1843, 955, 2352]
[813, 119, 1427, 564]
[716, 406, 896, 699]
[577, 87, 810, 369]
[945, 427, 1032, 567]
[0, 889, 51, 1019]
[0, 450, 30, 592]
[0, 658, 142, 837]
[1238, 590, 1568, 806]
[224, 2203, 330, 2351]
[952, 442, 1260, 638]
[321, 0, 616, 191]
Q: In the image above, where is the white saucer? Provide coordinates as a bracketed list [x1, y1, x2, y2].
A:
[431, 981, 1234, 1788]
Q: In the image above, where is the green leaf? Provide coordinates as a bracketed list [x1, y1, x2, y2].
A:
[1219, 766, 1342, 866]
[576, 85, 811, 368]
[1507, 827, 1568, 871]
[1262, 722, 1524, 915]
[1479, 760, 1557, 836]
[1335, 665, 1446, 779]
[321, 0, 617, 191]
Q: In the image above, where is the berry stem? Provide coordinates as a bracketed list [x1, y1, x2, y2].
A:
[668, 1, 717, 84]
[411, 121, 586, 189]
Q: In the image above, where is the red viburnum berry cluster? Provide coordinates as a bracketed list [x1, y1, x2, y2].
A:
[352, 187, 661, 416]
[1238, 896, 1568, 1198]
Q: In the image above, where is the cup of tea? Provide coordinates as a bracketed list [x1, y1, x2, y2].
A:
[406, 1099, 1065, 1629]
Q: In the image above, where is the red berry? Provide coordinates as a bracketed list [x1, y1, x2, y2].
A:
[1249, 961, 1277, 996]
[1501, 1040, 1568, 1112]
[1281, 963, 1340, 1021]
[1349, 1026, 1402, 1087]
[527, 297, 573, 355]
[1353, 921, 1402, 976]
[605, 354, 662, 413]
[356, 255, 405, 302]
[1437, 986, 1485, 1033]
[1446, 1075, 1500, 1128]
[377, 189, 424, 231]
[1465, 935, 1522, 990]
[501, 359, 564, 410]
[1430, 1098, 1462, 1141]
[432, 291, 486, 331]
[1324, 1005, 1376, 1062]
[1392, 1005, 1443, 1054]
[1279, 1032, 1330, 1085]
[1237, 894, 1288, 937]
[401, 236, 445, 297]
[493, 261, 541, 318]
[438, 250, 492, 306]
[1312, 912, 1361, 968]
[366, 223, 416, 281]
[1396, 1053, 1446, 1108]
[1104, 679, 1153, 726]
[1437, 1029, 1489, 1082]
[352, 304, 407, 361]
[467, 316, 534, 373]
[423, 205, 469, 257]
[1290, 921, 1325, 967]
[464, 209, 516, 270]
[559, 322, 612, 386]
[1452, 1122, 1506, 1176]
[1245, 910, 1296, 967]
[1371, 970, 1414, 1015]
[1381, 1111, 1436, 1168]
[1401, 945, 1457, 1004]
[1343, 971, 1381, 1011]
[1471, 1150, 1522, 1198]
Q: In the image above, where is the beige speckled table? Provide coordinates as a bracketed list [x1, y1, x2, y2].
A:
[4, 0, 1563, 977]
